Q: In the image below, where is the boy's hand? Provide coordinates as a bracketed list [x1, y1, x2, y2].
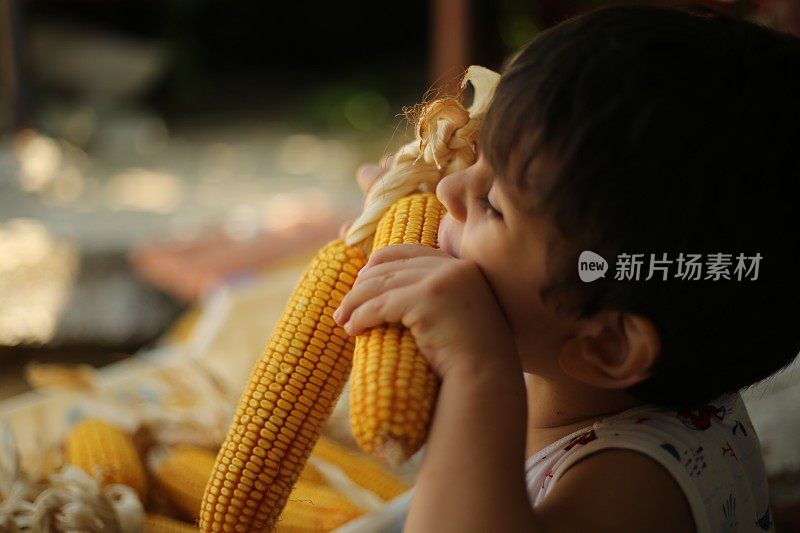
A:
[333, 243, 518, 379]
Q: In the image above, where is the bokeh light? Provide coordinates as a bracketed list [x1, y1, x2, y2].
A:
[0, 219, 78, 346]
[106, 168, 185, 213]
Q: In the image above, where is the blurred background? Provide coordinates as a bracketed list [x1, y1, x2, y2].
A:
[2, 0, 800, 530]
[0, 0, 798, 393]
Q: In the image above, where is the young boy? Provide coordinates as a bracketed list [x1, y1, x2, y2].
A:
[334, 5, 800, 532]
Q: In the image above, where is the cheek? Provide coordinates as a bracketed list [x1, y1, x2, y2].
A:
[498, 264, 572, 350]
[438, 214, 463, 257]
[508, 286, 577, 373]
[505, 282, 545, 333]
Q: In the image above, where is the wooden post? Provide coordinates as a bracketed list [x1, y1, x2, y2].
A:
[0, 0, 30, 132]
[430, 0, 470, 96]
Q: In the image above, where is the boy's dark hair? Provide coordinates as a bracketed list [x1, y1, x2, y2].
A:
[482, 5, 800, 411]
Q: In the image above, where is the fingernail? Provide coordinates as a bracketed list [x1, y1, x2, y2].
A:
[333, 307, 342, 322]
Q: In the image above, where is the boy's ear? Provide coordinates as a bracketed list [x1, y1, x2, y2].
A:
[557, 311, 661, 389]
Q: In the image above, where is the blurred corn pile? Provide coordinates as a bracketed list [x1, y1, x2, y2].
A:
[0, 418, 410, 531]
[0, 260, 418, 532]
[1, 398, 411, 532]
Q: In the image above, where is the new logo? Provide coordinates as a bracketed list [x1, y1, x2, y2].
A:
[578, 251, 608, 282]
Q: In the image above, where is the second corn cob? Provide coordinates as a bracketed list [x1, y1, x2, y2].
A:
[310, 436, 409, 501]
[151, 444, 328, 523]
[350, 193, 444, 465]
[200, 240, 366, 532]
[64, 418, 148, 501]
[146, 514, 199, 533]
[276, 479, 363, 531]
[152, 445, 217, 521]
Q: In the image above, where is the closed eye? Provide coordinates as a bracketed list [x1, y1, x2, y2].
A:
[478, 196, 503, 220]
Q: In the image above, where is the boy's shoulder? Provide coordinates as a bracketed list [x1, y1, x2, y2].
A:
[533, 446, 696, 532]
[527, 393, 773, 532]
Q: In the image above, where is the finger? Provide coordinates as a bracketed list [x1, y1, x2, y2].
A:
[342, 285, 418, 336]
[335, 268, 427, 325]
[365, 244, 448, 269]
[380, 153, 395, 169]
[356, 154, 394, 194]
[356, 257, 444, 288]
[338, 220, 352, 240]
[356, 164, 383, 193]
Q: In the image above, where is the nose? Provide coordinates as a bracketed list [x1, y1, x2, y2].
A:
[436, 168, 468, 223]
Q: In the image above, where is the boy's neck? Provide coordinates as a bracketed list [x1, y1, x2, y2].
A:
[524, 373, 644, 458]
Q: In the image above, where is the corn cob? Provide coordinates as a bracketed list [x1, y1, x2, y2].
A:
[200, 240, 366, 532]
[350, 193, 444, 465]
[152, 446, 217, 521]
[275, 480, 363, 532]
[146, 514, 199, 532]
[64, 418, 148, 501]
[274, 504, 342, 533]
[289, 480, 364, 517]
[275, 501, 357, 532]
[152, 445, 328, 523]
[298, 460, 328, 487]
[311, 436, 409, 500]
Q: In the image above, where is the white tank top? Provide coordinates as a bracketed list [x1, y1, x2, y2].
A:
[525, 393, 774, 532]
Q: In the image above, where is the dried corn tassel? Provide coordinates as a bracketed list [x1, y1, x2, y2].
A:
[1, 422, 145, 532]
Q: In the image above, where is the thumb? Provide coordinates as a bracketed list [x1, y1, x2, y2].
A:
[356, 164, 382, 193]
[356, 154, 394, 193]
[338, 220, 352, 240]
